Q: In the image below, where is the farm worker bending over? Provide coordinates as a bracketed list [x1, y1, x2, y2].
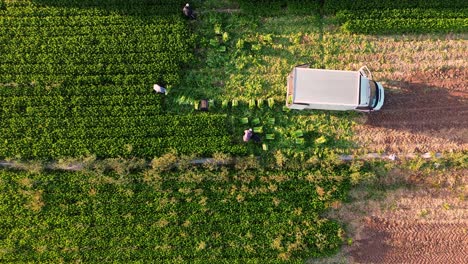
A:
[183, 3, 196, 19]
[243, 128, 253, 142]
[153, 84, 166, 94]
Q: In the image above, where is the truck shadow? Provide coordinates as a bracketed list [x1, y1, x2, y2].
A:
[364, 79, 468, 148]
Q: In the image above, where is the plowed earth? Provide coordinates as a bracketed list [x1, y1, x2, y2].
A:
[355, 68, 468, 153]
[337, 35, 468, 264]
[350, 217, 468, 264]
[325, 169, 468, 264]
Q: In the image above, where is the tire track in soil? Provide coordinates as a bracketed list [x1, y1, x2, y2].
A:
[350, 217, 468, 264]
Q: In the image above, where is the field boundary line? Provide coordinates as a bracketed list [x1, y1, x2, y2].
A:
[0, 152, 448, 172]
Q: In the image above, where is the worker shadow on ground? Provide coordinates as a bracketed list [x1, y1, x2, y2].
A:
[364, 79, 468, 147]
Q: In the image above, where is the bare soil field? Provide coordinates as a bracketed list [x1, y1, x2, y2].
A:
[343, 34, 468, 153]
[350, 216, 468, 263]
[312, 34, 468, 263]
[322, 169, 468, 264]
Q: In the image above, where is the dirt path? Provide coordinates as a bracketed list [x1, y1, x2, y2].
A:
[355, 68, 468, 153]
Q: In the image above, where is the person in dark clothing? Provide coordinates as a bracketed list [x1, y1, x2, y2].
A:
[251, 133, 261, 143]
[183, 3, 196, 19]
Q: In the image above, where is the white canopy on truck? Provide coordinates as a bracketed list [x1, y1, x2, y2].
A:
[287, 67, 362, 111]
[286, 65, 384, 112]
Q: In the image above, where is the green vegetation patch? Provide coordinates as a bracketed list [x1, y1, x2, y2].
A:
[0, 113, 246, 158]
[0, 5, 192, 85]
[341, 16, 468, 34]
[323, 0, 468, 13]
[5, 0, 184, 15]
[232, 0, 468, 34]
[323, 0, 468, 34]
[337, 8, 468, 34]
[172, 11, 322, 105]
[0, 0, 246, 159]
[170, 4, 355, 160]
[236, 0, 321, 15]
[0, 168, 351, 262]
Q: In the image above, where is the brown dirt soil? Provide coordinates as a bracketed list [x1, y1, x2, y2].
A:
[350, 217, 468, 264]
[323, 169, 468, 264]
[355, 68, 468, 153]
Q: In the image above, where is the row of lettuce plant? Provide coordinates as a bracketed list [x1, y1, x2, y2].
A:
[234, 0, 467, 33]
[0, 84, 151, 96]
[324, 0, 468, 33]
[0, 113, 246, 158]
[235, 0, 467, 15]
[236, 0, 321, 15]
[341, 17, 467, 34]
[323, 0, 468, 13]
[1, 0, 185, 15]
[0, 1, 248, 159]
[335, 8, 468, 21]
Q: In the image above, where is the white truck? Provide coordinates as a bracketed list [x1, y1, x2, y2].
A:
[286, 65, 384, 112]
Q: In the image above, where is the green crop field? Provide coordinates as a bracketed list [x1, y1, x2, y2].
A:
[0, 166, 355, 262]
[0, 0, 467, 262]
[0, 0, 245, 159]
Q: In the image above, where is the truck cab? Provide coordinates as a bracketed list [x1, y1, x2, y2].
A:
[286, 65, 384, 112]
